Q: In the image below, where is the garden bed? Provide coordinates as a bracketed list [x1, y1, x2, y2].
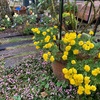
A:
[0, 51, 100, 100]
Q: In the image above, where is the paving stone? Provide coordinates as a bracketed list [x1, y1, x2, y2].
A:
[4, 53, 35, 67]
[0, 45, 36, 59]
[0, 40, 33, 50]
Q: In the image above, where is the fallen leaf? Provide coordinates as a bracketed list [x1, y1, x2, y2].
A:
[41, 91, 48, 98]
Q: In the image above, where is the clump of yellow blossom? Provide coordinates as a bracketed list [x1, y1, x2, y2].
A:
[77, 33, 82, 38]
[31, 28, 40, 34]
[62, 67, 97, 95]
[78, 40, 84, 46]
[71, 60, 76, 64]
[92, 67, 100, 76]
[45, 35, 51, 42]
[42, 31, 47, 36]
[43, 53, 48, 61]
[98, 53, 100, 58]
[89, 30, 94, 35]
[73, 49, 79, 55]
[84, 65, 90, 72]
[50, 56, 55, 62]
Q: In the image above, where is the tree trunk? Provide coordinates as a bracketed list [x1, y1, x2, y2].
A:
[0, 0, 11, 18]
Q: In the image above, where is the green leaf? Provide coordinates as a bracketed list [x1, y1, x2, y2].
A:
[13, 95, 21, 100]
[56, 81, 62, 87]
[45, 83, 49, 88]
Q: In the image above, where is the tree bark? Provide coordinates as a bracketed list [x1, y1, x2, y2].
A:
[0, 0, 11, 18]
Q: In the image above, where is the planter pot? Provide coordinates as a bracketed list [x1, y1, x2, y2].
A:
[14, 6, 26, 15]
[51, 61, 66, 80]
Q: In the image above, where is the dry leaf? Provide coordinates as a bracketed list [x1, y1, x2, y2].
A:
[41, 91, 48, 98]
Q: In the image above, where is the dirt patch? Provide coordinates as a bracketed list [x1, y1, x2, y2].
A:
[0, 25, 24, 34]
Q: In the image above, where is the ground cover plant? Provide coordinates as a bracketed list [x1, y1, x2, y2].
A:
[0, 0, 100, 100]
[0, 51, 100, 100]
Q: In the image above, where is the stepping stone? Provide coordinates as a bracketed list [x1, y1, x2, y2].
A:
[0, 39, 33, 51]
[4, 52, 36, 67]
[0, 45, 36, 59]
[0, 45, 36, 67]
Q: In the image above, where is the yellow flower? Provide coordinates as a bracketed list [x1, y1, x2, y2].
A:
[89, 30, 94, 35]
[43, 43, 53, 48]
[64, 51, 69, 55]
[47, 43, 52, 48]
[62, 68, 68, 74]
[70, 79, 75, 85]
[86, 41, 91, 45]
[84, 89, 91, 95]
[65, 46, 71, 51]
[95, 68, 100, 73]
[62, 38, 68, 43]
[84, 65, 90, 72]
[84, 76, 90, 84]
[73, 74, 83, 86]
[50, 56, 55, 62]
[42, 31, 47, 36]
[31, 28, 35, 32]
[77, 85, 84, 95]
[71, 60, 76, 65]
[54, 26, 58, 28]
[82, 44, 87, 49]
[90, 85, 96, 91]
[69, 32, 77, 39]
[70, 40, 76, 45]
[34, 28, 39, 32]
[98, 53, 100, 58]
[64, 74, 69, 79]
[45, 35, 50, 42]
[92, 68, 100, 76]
[43, 53, 48, 61]
[47, 29, 50, 32]
[97, 68, 100, 74]
[47, 52, 51, 55]
[77, 33, 82, 38]
[37, 30, 40, 34]
[78, 41, 84, 46]
[92, 70, 98, 76]
[36, 46, 40, 49]
[69, 69, 73, 74]
[89, 43, 94, 49]
[72, 68, 77, 74]
[62, 55, 67, 60]
[53, 35, 56, 40]
[33, 41, 39, 45]
[73, 49, 79, 55]
[84, 84, 91, 95]
[84, 46, 90, 51]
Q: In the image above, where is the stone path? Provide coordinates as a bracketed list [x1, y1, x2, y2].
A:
[0, 33, 36, 67]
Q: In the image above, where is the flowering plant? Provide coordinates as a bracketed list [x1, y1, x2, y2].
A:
[62, 12, 78, 30]
[32, 25, 100, 96]
[1, 15, 11, 28]
[13, 13, 23, 25]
